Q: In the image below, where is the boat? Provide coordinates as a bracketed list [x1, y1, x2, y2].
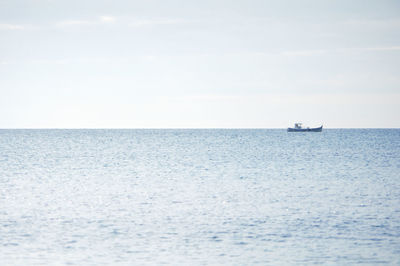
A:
[287, 123, 323, 132]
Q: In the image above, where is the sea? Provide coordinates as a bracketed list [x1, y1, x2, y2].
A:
[0, 129, 399, 265]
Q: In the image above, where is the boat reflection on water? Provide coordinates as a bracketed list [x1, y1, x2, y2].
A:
[287, 123, 323, 132]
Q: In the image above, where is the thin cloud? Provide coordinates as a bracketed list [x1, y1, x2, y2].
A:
[57, 16, 187, 28]
[166, 92, 400, 106]
[0, 23, 26, 30]
[360, 46, 400, 51]
[129, 18, 187, 27]
[100, 16, 116, 23]
[343, 18, 400, 28]
[56, 20, 93, 27]
[280, 46, 400, 57]
[57, 16, 116, 27]
[281, 49, 328, 57]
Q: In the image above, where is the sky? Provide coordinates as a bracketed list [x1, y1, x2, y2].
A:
[1, 0, 399, 128]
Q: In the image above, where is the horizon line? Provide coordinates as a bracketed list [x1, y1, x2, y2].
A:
[0, 127, 399, 130]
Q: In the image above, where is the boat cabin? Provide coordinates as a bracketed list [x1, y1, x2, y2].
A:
[294, 123, 302, 129]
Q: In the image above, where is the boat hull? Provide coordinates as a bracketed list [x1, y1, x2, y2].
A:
[287, 126, 323, 132]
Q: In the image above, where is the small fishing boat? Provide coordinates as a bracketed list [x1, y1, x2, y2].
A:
[287, 123, 323, 132]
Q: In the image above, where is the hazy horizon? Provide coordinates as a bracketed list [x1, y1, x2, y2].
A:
[0, 127, 398, 129]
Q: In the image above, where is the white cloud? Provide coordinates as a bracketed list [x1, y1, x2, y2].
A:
[57, 16, 116, 27]
[100, 16, 116, 23]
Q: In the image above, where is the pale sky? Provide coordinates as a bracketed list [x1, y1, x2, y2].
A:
[1, 0, 399, 128]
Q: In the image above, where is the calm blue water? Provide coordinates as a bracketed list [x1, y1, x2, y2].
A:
[0, 129, 399, 265]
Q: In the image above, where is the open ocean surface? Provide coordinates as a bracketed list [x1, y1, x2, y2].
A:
[0, 129, 399, 265]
